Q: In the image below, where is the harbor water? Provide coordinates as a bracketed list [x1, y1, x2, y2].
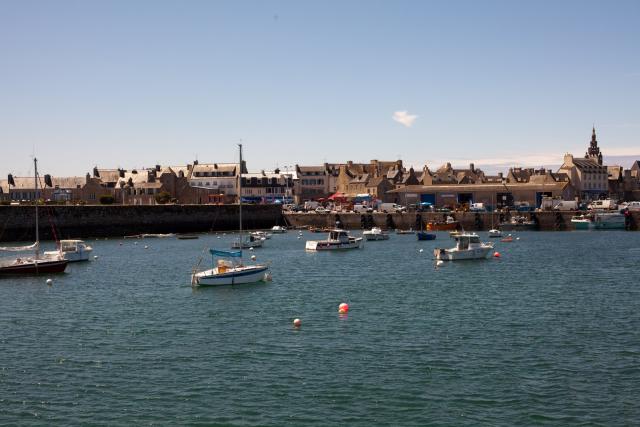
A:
[1, 231, 639, 425]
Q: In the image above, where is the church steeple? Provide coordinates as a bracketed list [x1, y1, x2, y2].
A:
[585, 126, 603, 165]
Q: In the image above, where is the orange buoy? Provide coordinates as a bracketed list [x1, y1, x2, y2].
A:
[493, 251, 501, 258]
[293, 318, 302, 328]
[338, 303, 349, 313]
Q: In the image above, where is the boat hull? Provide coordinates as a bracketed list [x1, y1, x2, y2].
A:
[0, 259, 69, 275]
[363, 233, 389, 241]
[192, 265, 270, 286]
[433, 246, 493, 261]
[305, 239, 362, 251]
[426, 222, 458, 231]
[417, 232, 436, 241]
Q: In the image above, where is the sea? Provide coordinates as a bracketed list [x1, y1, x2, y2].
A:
[1, 230, 639, 425]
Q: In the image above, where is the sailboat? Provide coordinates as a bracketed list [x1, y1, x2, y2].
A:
[488, 193, 502, 238]
[0, 158, 68, 275]
[191, 144, 271, 286]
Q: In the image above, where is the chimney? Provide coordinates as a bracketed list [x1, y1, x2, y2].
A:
[155, 164, 161, 172]
[498, 172, 503, 179]
[470, 163, 475, 173]
[86, 172, 91, 184]
[563, 153, 574, 165]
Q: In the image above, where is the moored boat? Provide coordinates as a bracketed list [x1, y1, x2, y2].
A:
[363, 227, 390, 241]
[0, 158, 68, 275]
[426, 216, 459, 231]
[271, 225, 287, 233]
[305, 229, 363, 251]
[396, 228, 415, 235]
[500, 215, 536, 231]
[571, 212, 626, 230]
[417, 231, 436, 241]
[44, 239, 93, 262]
[191, 144, 271, 286]
[434, 233, 493, 261]
[488, 229, 502, 238]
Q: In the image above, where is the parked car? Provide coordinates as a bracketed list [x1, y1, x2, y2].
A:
[315, 207, 330, 214]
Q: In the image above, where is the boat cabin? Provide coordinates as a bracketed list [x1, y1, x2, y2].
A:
[456, 234, 481, 250]
[329, 229, 350, 242]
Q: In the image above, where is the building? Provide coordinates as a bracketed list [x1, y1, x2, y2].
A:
[240, 171, 293, 204]
[389, 167, 572, 208]
[189, 162, 240, 197]
[295, 164, 330, 201]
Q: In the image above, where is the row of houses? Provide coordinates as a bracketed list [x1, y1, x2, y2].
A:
[1, 128, 639, 207]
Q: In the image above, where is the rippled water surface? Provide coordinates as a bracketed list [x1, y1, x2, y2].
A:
[1, 230, 639, 425]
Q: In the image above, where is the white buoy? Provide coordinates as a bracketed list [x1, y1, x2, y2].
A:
[134, 242, 137, 245]
[516, 237, 520, 240]
[419, 249, 424, 253]
[46, 279, 53, 286]
[217, 236, 221, 239]
[144, 245, 149, 249]
[251, 255, 256, 261]
[93, 255, 98, 260]
[297, 236, 301, 239]
[436, 260, 444, 267]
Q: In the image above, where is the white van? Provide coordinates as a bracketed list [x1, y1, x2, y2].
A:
[588, 199, 617, 210]
[378, 203, 406, 213]
[353, 204, 373, 213]
[553, 200, 579, 211]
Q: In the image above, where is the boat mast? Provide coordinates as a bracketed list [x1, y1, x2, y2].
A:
[34, 157, 40, 259]
[238, 143, 243, 238]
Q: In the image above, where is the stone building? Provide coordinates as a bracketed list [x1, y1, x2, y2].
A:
[557, 128, 609, 200]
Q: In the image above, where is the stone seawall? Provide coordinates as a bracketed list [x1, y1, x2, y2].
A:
[284, 211, 640, 231]
[0, 205, 283, 242]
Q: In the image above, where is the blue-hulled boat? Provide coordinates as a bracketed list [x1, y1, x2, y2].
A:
[417, 231, 436, 241]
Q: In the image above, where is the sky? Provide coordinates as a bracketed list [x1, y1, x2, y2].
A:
[1, 0, 639, 177]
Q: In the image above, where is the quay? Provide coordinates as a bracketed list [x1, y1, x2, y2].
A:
[0, 204, 282, 242]
[284, 211, 640, 232]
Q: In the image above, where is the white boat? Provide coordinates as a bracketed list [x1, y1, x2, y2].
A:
[191, 250, 270, 286]
[44, 239, 93, 262]
[250, 231, 272, 240]
[271, 225, 287, 233]
[231, 234, 264, 249]
[305, 229, 363, 251]
[434, 233, 494, 261]
[363, 227, 390, 241]
[191, 144, 270, 286]
[141, 233, 175, 238]
[488, 229, 502, 238]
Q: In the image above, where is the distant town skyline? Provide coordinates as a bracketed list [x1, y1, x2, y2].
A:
[1, 0, 639, 177]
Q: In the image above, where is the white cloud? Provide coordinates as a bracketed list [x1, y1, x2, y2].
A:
[392, 111, 417, 128]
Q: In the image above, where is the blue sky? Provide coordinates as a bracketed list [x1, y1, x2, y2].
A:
[1, 0, 639, 177]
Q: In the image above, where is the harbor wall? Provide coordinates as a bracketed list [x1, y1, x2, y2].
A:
[0, 205, 283, 242]
[284, 211, 640, 231]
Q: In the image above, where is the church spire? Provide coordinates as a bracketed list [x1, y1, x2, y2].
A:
[585, 126, 603, 165]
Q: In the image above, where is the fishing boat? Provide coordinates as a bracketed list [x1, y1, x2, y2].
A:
[231, 234, 264, 249]
[433, 233, 494, 261]
[571, 212, 626, 230]
[500, 215, 536, 231]
[44, 239, 93, 262]
[417, 231, 436, 240]
[250, 231, 272, 240]
[488, 229, 502, 238]
[363, 227, 390, 241]
[426, 215, 459, 231]
[500, 234, 514, 242]
[305, 229, 363, 251]
[191, 144, 271, 286]
[0, 158, 68, 275]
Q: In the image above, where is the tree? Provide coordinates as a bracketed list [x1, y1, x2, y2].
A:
[155, 191, 172, 204]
